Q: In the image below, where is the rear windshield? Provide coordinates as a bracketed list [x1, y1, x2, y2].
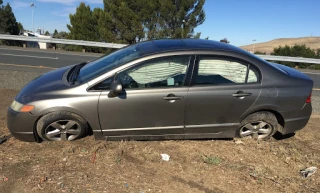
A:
[78, 44, 142, 83]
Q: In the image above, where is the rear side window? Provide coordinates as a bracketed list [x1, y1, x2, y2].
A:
[195, 57, 259, 85]
[247, 67, 259, 83]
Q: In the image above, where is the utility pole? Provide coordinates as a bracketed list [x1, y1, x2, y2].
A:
[252, 39, 256, 53]
[30, 3, 35, 33]
[182, 20, 185, 38]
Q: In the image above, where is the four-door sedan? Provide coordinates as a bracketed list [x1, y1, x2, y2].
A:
[7, 39, 313, 142]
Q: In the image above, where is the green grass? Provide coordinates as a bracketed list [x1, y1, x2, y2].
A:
[202, 155, 222, 165]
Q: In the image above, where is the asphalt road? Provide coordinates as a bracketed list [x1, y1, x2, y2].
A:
[0, 46, 101, 68]
[299, 70, 320, 89]
[0, 46, 319, 88]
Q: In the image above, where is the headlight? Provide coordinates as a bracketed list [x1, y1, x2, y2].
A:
[10, 100, 34, 112]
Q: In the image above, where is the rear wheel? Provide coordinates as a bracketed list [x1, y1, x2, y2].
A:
[237, 112, 278, 140]
[36, 111, 87, 141]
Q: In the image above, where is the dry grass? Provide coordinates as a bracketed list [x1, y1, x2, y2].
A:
[240, 36, 320, 54]
[0, 89, 319, 193]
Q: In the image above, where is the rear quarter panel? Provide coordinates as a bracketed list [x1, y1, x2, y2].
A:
[240, 59, 313, 120]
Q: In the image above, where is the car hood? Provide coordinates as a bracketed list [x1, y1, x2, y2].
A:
[16, 66, 71, 104]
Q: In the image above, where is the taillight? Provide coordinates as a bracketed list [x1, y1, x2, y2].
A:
[306, 93, 312, 103]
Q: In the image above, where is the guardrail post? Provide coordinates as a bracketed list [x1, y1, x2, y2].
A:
[82, 48, 86, 53]
[23, 43, 26, 48]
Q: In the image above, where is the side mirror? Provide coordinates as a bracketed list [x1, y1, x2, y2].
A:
[108, 80, 123, 97]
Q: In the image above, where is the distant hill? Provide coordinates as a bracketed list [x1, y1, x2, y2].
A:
[240, 37, 320, 54]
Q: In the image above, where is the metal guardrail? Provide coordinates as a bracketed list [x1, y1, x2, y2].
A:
[1, 34, 320, 64]
[257, 55, 320, 64]
[0, 34, 126, 49]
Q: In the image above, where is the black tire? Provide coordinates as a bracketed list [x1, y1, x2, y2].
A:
[237, 111, 278, 140]
[36, 111, 87, 141]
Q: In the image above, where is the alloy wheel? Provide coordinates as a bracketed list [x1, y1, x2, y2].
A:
[239, 121, 273, 140]
[44, 120, 82, 141]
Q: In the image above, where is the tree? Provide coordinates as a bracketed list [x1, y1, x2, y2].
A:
[103, 0, 150, 44]
[67, 3, 99, 42]
[154, 0, 206, 39]
[192, 32, 201, 39]
[271, 44, 319, 69]
[44, 31, 50, 36]
[143, 0, 206, 39]
[67, 3, 101, 52]
[101, 0, 206, 43]
[53, 29, 58, 38]
[0, 3, 20, 46]
[220, 38, 230, 44]
[1, 3, 19, 35]
[51, 31, 69, 50]
[272, 45, 316, 58]
[56, 31, 68, 39]
[254, 51, 266, 55]
[67, 1, 206, 50]
[17, 22, 23, 33]
[92, 8, 107, 42]
[95, 8, 116, 43]
[316, 48, 320, 59]
[0, 1, 3, 34]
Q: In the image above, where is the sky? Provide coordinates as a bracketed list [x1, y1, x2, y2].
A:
[4, 0, 320, 46]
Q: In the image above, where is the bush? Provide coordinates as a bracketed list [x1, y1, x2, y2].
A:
[271, 45, 320, 70]
[254, 51, 266, 55]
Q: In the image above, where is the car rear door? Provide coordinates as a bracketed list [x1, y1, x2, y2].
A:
[184, 55, 261, 138]
[95, 55, 194, 139]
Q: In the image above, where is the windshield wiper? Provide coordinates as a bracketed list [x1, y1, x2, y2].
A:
[69, 62, 87, 85]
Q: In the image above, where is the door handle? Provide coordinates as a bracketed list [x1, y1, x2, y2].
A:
[163, 94, 184, 101]
[232, 91, 252, 97]
[163, 96, 184, 100]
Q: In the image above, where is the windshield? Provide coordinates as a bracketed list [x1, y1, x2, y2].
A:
[77, 44, 142, 83]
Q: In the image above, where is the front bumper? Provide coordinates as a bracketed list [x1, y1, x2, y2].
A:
[7, 107, 39, 142]
[280, 103, 312, 134]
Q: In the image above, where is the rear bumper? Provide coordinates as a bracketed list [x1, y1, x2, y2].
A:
[280, 103, 312, 134]
[7, 107, 39, 142]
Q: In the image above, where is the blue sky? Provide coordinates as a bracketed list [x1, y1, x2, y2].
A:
[4, 0, 320, 46]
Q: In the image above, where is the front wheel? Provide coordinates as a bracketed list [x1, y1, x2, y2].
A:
[36, 111, 87, 141]
[237, 112, 278, 140]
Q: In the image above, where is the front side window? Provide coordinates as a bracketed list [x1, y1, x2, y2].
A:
[91, 55, 190, 91]
[91, 77, 113, 90]
[117, 55, 190, 89]
[195, 57, 259, 85]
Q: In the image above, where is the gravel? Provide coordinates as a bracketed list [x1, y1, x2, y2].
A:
[0, 64, 52, 90]
[0, 70, 44, 90]
[0, 66, 319, 115]
[312, 91, 320, 115]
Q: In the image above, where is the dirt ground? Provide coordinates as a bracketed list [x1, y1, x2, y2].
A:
[240, 36, 320, 54]
[0, 89, 319, 193]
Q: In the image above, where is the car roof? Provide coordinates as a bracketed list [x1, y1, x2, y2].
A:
[137, 39, 249, 56]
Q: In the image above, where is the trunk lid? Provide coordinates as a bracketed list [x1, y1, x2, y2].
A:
[269, 62, 313, 81]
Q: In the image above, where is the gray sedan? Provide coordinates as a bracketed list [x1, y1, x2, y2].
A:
[7, 39, 313, 142]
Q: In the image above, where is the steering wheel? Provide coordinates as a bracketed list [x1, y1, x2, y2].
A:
[128, 80, 138, 88]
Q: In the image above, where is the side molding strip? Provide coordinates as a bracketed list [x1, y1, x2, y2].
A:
[185, 123, 239, 129]
[102, 126, 184, 132]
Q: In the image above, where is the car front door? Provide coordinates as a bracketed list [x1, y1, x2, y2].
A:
[95, 55, 193, 139]
[184, 55, 261, 138]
